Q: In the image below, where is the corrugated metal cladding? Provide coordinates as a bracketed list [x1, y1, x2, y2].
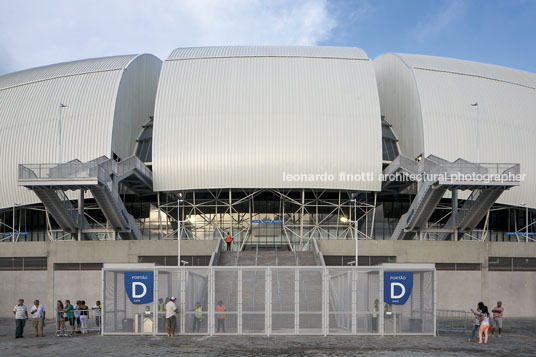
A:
[153, 46, 382, 192]
[169, 46, 368, 60]
[374, 53, 536, 208]
[0, 54, 162, 209]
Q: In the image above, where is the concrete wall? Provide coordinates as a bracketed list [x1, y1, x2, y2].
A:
[318, 240, 536, 317]
[1, 239, 535, 317]
[1, 271, 48, 318]
[0, 240, 217, 318]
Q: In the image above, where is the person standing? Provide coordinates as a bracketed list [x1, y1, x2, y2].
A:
[193, 302, 203, 332]
[371, 299, 379, 333]
[74, 300, 81, 333]
[79, 300, 89, 334]
[64, 300, 76, 336]
[225, 232, 232, 251]
[166, 297, 178, 336]
[56, 300, 66, 337]
[491, 301, 504, 337]
[30, 300, 46, 337]
[478, 305, 490, 344]
[13, 299, 28, 338]
[216, 300, 226, 333]
[469, 302, 483, 342]
[158, 298, 166, 332]
[92, 301, 102, 331]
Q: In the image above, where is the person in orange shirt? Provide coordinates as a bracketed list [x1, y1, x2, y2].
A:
[225, 232, 232, 251]
[216, 300, 226, 333]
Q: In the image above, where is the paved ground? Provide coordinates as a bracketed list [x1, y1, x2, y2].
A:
[1, 318, 535, 356]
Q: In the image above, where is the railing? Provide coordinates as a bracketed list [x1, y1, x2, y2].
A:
[18, 161, 109, 184]
[436, 309, 473, 335]
[117, 155, 153, 180]
[312, 239, 326, 267]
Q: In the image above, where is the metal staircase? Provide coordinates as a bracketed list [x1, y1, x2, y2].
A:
[384, 155, 520, 240]
[18, 155, 152, 240]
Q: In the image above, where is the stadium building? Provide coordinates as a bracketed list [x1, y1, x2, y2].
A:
[1, 46, 535, 325]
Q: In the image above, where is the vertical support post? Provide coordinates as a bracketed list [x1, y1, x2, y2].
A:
[354, 198, 358, 266]
[299, 190, 304, 249]
[351, 269, 357, 334]
[157, 193, 161, 240]
[177, 198, 181, 266]
[433, 268, 437, 336]
[209, 267, 214, 336]
[265, 268, 271, 336]
[294, 268, 299, 335]
[323, 267, 328, 336]
[238, 269, 242, 334]
[180, 269, 186, 335]
[452, 189, 458, 241]
[229, 189, 233, 250]
[101, 268, 105, 335]
[380, 267, 384, 337]
[526, 204, 529, 243]
[12, 205, 15, 243]
[78, 189, 84, 241]
[153, 268, 158, 336]
[419, 272, 424, 333]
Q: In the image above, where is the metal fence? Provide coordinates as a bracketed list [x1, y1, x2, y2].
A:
[54, 308, 102, 336]
[436, 309, 473, 335]
[102, 265, 436, 336]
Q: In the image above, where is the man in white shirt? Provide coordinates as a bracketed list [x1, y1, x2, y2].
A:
[30, 300, 46, 337]
[13, 299, 28, 338]
[166, 297, 178, 336]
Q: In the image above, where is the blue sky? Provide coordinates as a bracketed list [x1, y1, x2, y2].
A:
[0, 0, 535, 75]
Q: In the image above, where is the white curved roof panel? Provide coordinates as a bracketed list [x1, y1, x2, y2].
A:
[153, 46, 382, 191]
[374, 53, 536, 208]
[0, 54, 162, 209]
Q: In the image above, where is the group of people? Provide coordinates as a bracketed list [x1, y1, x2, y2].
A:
[55, 299, 102, 336]
[469, 300, 504, 344]
[159, 297, 227, 336]
[12, 298, 102, 338]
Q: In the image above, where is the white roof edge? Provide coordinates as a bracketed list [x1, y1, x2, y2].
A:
[381, 53, 536, 89]
[0, 54, 141, 91]
[167, 46, 369, 61]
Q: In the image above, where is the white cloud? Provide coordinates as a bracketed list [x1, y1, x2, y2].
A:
[0, 0, 336, 74]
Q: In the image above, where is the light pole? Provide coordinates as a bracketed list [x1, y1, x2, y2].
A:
[177, 195, 185, 266]
[470, 102, 479, 162]
[522, 203, 529, 243]
[58, 103, 67, 163]
[12, 203, 20, 243]
[341, 198, 359, 266]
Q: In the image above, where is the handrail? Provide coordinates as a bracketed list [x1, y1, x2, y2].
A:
[312, 239, 326, 267]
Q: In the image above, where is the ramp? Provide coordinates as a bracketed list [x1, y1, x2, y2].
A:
[384, 155, 520, 240]
[18, 155, 152, 240]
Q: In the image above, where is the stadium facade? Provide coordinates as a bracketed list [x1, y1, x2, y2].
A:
[0, 46, 535, 318]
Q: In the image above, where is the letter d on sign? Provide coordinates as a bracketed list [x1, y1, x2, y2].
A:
[391, 282, 405, 299]
[132, 282, 147, 298]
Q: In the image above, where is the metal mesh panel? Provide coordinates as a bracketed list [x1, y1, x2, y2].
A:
[299, 269, 323, 334]
[213, 268, 238, 334]
[328, 269, 352, 334]
[184, 269, 209, 334]
[271, 268, 295, 334]
[155, 269, 180, 334]
[103, 265, 435, 336]
[103, 271, 155, 334]
[242, 269, 265, 334]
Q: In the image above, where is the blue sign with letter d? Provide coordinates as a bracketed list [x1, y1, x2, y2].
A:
[384, 272, 413, 305]
[124, 272, 154, 305]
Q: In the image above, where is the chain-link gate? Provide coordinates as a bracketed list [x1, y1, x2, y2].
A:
[102, 264, 435, 336]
